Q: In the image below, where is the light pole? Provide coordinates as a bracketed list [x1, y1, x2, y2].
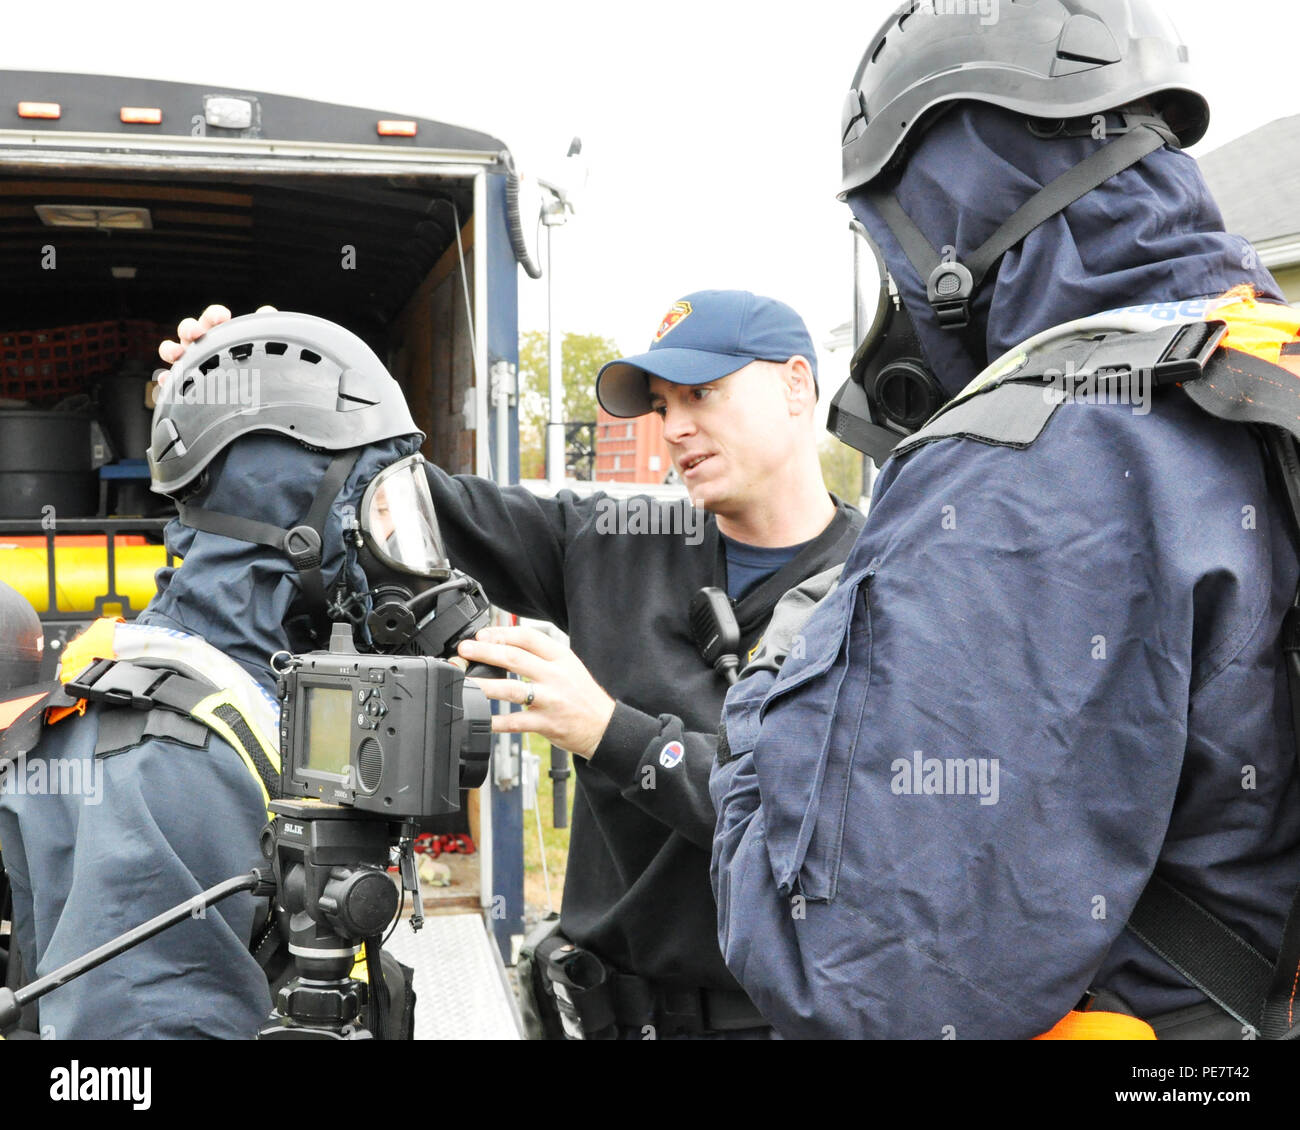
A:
[541, 138, 582, 489]
[543, 199, 568, 488]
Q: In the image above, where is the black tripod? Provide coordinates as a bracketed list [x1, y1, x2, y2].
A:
[258, 798, 419, 1040]
[0, 801, 421, 1040]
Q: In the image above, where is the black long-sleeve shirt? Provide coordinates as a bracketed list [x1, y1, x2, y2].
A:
[426, 466, 863, 988]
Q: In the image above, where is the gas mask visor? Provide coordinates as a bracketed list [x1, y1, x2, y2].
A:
[827, 221, 949, 468]
[358, 453, 451, 581]
[355, 454, 493, 658]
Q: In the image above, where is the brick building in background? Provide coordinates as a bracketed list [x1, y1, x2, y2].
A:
[593, 405, 676, 484]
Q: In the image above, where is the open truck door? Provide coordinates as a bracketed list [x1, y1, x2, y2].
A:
[0, 70, 532, 1036]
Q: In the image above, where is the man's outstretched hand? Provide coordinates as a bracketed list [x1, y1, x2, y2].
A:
[458, 626, 616, 760]
[158, 304, 277, 366]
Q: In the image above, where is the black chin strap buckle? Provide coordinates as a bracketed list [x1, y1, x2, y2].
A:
[283, 525, 323, 572]
[927, 262, 974, 330]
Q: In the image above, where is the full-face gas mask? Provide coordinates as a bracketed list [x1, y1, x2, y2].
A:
[827, 222, 950, 469]
[346, 453, 493, 659]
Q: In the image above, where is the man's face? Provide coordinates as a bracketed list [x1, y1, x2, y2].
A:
[646, 359, 814, 519]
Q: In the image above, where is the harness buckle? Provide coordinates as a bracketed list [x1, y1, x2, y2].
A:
[65, 658, 163, 711]
[928, 262, 974, 330]
[1151, 320, 1229, 388]
[283, 525, 323, 572]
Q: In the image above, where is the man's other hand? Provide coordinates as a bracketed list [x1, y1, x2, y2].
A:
[158, 304, 278, 366]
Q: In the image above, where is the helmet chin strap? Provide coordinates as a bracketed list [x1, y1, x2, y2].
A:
[175, 450, 361, 646]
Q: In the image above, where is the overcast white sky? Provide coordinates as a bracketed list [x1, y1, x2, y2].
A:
[1, 0, 1296, 397]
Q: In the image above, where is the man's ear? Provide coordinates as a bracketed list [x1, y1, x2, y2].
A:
[783, 356, 817, 415]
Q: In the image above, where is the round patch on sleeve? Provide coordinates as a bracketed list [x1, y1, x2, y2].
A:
[658, 740, 685, 769]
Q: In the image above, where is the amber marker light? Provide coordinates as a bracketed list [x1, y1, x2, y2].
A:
[121, 107, 163, 124]
[18, 101, 61, 119]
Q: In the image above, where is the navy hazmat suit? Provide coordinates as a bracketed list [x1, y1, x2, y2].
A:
[710, 104, 1300, 1039]
[0, 432, 416, 1039]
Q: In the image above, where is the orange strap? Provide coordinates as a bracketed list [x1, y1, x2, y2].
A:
[1035, 1010, 1156, 1040]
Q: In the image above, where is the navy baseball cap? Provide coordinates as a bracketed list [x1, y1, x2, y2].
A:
[596, 290, 818, 418]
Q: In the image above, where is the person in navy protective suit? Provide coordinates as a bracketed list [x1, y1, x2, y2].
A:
[0, 580, 44, 1036]
[163, 291, 865, 1039]
[711, 0, 1300, 1040]
[0, 312, 434, 1039]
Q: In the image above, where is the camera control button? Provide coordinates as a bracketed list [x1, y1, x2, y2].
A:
[357, 688, 371, 704]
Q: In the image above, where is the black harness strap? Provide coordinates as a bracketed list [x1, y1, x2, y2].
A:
[293, 450, 361, 635]
[964, 124, 1171, 288]
[64, 658, 281, 802]
[1126, 874, 1272, 1031]
[175, 504, 294, 554]
[723, 501, 863, 641]
[95, 708, 210, 758]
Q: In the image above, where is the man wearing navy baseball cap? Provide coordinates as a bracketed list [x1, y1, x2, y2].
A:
[597, 290, 819, 417]
[162, 291, 863, 1040]
[595, 291, 834, 550]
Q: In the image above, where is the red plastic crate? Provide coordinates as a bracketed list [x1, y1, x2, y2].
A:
[1, 319, 172, 403]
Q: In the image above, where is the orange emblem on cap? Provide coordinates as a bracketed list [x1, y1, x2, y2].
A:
[655, 301, 693, 341]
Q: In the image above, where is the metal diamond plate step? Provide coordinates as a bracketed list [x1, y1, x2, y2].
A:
[383, 913, 523, 1040]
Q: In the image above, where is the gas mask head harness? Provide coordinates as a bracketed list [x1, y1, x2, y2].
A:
[830, 0, 1209, 467]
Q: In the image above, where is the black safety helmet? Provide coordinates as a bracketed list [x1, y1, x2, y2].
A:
[841, 0, 1209, 197]
[0, 580, 43, 693]
[830, 0, 1210, 466]
[148, 311, 424, 645]
[149, 311, 421, 498]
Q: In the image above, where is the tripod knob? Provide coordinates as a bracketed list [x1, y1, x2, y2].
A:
[317, 866, 399, 937]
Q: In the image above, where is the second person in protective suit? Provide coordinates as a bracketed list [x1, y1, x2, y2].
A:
[711, 0, 1300, 1040]
[0, 312, 438, 1038]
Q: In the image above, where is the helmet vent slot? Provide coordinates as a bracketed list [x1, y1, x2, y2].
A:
[300, 348, 322, 364]
[228, 343, 254, 362]
[198, 355, 221, 374]
[264, 342, 288, 355]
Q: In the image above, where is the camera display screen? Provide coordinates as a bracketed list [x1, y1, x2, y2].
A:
[304, 687, 353, 778]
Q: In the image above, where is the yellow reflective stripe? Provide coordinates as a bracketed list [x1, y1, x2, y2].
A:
[190, 690, 282, 815]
